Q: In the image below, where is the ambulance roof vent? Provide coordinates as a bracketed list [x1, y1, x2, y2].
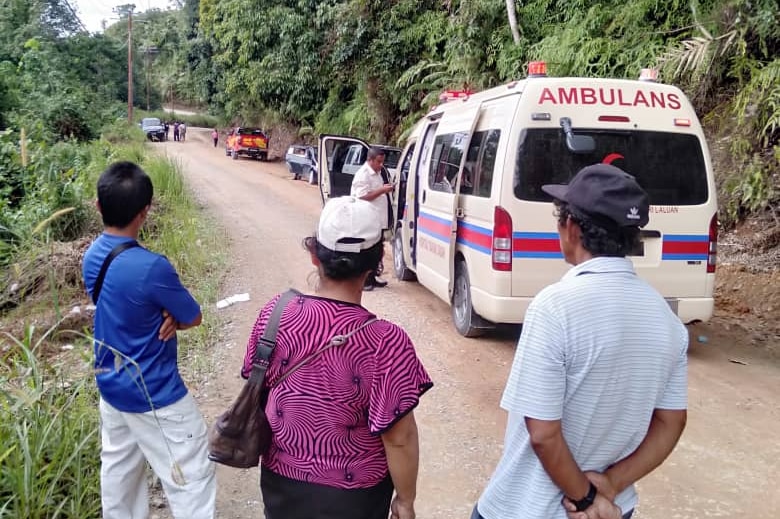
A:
[527, 61, 547, 78]
[638, 68, 659, 82]
[439, 89, 473, 103]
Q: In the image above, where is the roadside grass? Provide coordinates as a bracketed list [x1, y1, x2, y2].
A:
[0, 139, 227, 517]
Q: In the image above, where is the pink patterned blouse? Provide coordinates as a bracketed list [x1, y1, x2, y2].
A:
[241, 293, 433, 489]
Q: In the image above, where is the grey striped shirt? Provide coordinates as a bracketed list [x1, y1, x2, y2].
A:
[478, 257, 688, 518]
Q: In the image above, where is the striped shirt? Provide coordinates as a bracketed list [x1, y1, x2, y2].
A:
[478, 257, 688, 518]
[242, 293, 433, 489]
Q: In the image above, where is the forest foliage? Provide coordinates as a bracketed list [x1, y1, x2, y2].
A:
[190, 0, 778, 227]
[1, 0, 778, 236]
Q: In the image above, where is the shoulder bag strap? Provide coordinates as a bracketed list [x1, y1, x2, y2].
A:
[272, 317, 378, 388]
[248, 289, 301, 384]
[92, 241, 140, 304]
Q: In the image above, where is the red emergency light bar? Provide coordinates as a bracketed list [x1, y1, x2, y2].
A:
[639, 68, 659, 82]
[439, 89, 473, 102]
[528, 61, 547, 77]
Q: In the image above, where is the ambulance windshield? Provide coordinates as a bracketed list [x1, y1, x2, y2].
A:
[514, 129, 708, 205]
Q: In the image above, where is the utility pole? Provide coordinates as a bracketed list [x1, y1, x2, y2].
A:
[115, 4, 136, 124]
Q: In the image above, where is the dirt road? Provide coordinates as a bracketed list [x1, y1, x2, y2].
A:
[159, 129, 779, 518]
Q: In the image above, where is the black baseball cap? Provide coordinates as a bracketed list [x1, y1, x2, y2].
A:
[542, 164, 650, 228]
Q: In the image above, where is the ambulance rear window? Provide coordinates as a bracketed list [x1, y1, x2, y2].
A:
[514, 129, 708, 205]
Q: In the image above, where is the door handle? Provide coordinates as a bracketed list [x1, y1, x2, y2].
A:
[455, 207, 465, 218]
[422, 190, 426, 203]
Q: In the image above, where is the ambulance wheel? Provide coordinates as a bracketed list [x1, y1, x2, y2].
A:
[452, 260, 485, 338]
[393, 230, 416, 281]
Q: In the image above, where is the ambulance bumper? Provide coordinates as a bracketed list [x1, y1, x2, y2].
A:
[665, 297, 714, 323]
[472, 291, 714, 326]
[470, 289, 532, 325]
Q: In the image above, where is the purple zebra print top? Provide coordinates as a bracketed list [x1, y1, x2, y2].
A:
[241, 293, 433, 489]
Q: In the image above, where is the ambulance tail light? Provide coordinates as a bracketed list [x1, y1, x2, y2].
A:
[707, 213, 718, 274]
[492, 206, 513, 271]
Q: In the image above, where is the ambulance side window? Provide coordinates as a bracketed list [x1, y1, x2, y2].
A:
[429, 132, 467, 193]
[461, 130, 501, 198]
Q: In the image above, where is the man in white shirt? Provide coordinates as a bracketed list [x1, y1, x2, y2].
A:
[350, 147, 394, 290]
[474, 164, 688, 519]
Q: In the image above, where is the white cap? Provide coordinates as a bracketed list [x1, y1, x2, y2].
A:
[317, 196, 382, 253]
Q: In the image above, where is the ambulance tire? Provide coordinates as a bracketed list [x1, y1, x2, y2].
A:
[452, 260, 486, 338]
[393, 229, 416, 281]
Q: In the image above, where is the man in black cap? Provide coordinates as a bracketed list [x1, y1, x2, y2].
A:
[473, 164, 688, 519]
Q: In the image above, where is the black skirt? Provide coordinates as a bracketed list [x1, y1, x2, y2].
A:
[261, 467, 394, 519]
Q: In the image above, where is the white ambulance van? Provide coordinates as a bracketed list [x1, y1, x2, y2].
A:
[318, 62, 718, 337]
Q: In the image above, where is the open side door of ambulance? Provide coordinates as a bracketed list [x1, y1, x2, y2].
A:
[415, 104, 481, 304]
[318, 135, 370, 206]
[447, 103, 483, 300]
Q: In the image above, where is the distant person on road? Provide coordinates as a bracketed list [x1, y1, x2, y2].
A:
[211, 128, 218, 147]
[173, 122, 180, 142]
[164, 121, 170, 141]
[241, 196, 432, 519]
[179, 122, 187, 142]
[350, 147, 394, 291]
[472, 164, 688, 519]
[82, 161, 216, 519]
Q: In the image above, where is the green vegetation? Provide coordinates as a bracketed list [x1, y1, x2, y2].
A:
[186, 0, 779, 227]
[0, 3, 226, 516]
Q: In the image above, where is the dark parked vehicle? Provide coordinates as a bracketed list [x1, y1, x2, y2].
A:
[285, 145, 318, 184]
[140, 117, 166, 141]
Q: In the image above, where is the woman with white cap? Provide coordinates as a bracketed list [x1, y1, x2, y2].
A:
[241, 196, 433, 519]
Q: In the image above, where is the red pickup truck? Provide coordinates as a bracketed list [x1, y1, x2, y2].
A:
[225, 127, 269, 161]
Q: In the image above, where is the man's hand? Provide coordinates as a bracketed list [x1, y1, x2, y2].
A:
[390, 496, 415, 519]
[562, 493, 622, 519]
[583, 471, 618, 501]
[159, 309, 178, 341]
[382, 183, 395, 194]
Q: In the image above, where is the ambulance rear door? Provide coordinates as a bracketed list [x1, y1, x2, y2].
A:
[509, 79, 716, 303]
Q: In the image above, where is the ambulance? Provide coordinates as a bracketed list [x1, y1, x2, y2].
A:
[318, 62, 718, 337]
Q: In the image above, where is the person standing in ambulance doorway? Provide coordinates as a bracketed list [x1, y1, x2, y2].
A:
[472, 164, 688, 519]
[82, 161, 216, 519]
[350, 146, 394, 291]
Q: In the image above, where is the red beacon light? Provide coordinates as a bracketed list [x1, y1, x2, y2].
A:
[527, 61, 547, 78]
[638, 68, 659, 82]
[439, 89, 473, 103]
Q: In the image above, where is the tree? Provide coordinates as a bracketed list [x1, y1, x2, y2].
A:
[506, 0, 521, 44]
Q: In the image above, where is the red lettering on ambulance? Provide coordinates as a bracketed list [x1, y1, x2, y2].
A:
[667, 93, 682, 110]
[617, 89, 633, 106]
[539, 88, 557, 105]
[650, 91, 666, 108]
[538, 86, 684, 110]
[599, 88, 616, 105]
[634, 90, 650, 107]
[581, 88, 597, 105]
[558, 88, 578, 104]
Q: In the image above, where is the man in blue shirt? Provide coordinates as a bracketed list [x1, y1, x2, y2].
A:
[82, 161, 216, 518]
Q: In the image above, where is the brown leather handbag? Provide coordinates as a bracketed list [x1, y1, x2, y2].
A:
[207, 289, 299, 468]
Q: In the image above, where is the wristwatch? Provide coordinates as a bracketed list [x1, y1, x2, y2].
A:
[571, 482, 598, 512]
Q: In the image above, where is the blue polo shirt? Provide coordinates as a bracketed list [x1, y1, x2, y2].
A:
[82, 233, 201, 413]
